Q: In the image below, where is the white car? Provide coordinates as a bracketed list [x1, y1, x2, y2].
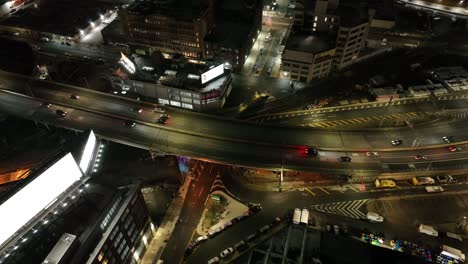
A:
[367, 212, 384, 223]
[220, 247, 234, 258]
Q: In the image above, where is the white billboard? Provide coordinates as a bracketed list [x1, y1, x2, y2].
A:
[201, 64, 224, 84]
[0, 153, 83, 248]
[79, 130, 97, 173]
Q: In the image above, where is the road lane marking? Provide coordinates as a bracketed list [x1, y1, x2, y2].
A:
[317, 187, 330, 194]
[304, 188, 316, 196]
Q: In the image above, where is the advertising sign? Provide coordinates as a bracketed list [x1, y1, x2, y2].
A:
[201, 64, 224, 84]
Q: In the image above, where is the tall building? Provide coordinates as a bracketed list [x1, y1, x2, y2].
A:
[334, 6, 369, 69]
[204, 0, 263, 72]
[280, 34, 335, 82]
[121, 0, 216, 58]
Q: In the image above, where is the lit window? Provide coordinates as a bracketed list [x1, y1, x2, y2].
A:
[325, 17, 328, 22]
[314, 16, 317, 21]
[98, 252, 104, 262]
[313, 22, 317, 27]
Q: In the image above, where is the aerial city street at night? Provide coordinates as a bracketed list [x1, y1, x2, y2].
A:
[1, 0, 468, 263]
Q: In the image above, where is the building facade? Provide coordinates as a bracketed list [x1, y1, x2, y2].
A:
[280, 35, 335, 82]
[85, 185, 155, 264]
[121, 0, 215, 58]
[204, 0, 263, 72]
[334, 21, 369, 69]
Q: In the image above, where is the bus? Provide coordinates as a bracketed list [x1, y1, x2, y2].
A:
[300, 209, 309, 225]
[292, 208, 301, 224]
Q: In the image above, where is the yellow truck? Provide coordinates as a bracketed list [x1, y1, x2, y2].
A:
[375, 179, 396, 188]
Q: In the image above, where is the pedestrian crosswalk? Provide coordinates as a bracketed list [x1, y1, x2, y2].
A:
[311, 199, 369, 219]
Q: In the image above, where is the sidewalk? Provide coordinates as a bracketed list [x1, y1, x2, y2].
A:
[196, 190, 249, 236]
[140, 176, 192, 264]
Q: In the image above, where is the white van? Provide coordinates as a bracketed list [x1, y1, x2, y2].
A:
[418, 224, 438, 236]
[366, 212, 384, 223]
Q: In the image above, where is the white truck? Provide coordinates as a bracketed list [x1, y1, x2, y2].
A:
[441, 245, 465, 262]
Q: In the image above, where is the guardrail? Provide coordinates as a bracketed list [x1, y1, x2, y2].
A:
[248, 91, 468, 121]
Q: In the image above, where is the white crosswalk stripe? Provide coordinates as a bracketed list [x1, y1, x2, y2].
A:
[311, 199, 368, 219]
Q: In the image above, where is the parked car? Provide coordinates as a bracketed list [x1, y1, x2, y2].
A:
[234, 240, 247, 251]
[259, 224, 271, 233]
[207, 257, 219, 264]
[194, 235, 208, 244]
[219, 247, 234, 258]
[208, 227, 223, 238]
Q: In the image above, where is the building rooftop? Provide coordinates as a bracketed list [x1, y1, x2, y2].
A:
[285, 34, 335, 54]
[116, 53, 231, 93]
[127, 0, 209, 20]
[338, 4, 369, 27]
[205, 21, 252, 49]
[0, 0, 113, 37]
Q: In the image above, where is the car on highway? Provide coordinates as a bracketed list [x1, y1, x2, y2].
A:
[443, 136, 453, 143]
[154, 107, 165, 113]
[124, 121, 136, 127]
[55, 109, 67, 117]
[366, 151, 379, 157]
[157, 114, 170, 124]
[391, 139, 402, 146]
[41, 102, 52, 108]
[425, 186, 444, 193]
[375, 179, 396, 188]
[69, 94, 79, 100]
[129, 107, 142, 113]
[245, 233, 257, 242]
[252, 64, 258, 71]
[340, 156, 352, 162]
[220, 247, 234, 258]
[259, 48, 265, 55]
[436, 175, 449, 184]
[448, 146, 461, 152]
[412, 176, 435, 186]
[414, 155, 427, 160]
[447, 175, 457, 183]
[306, 147, 318, 156]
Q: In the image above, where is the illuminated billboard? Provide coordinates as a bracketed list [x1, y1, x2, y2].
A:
[79, 130, 97, 173]
[0, 153, 82, 247]
[201, 64, 224, 84]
